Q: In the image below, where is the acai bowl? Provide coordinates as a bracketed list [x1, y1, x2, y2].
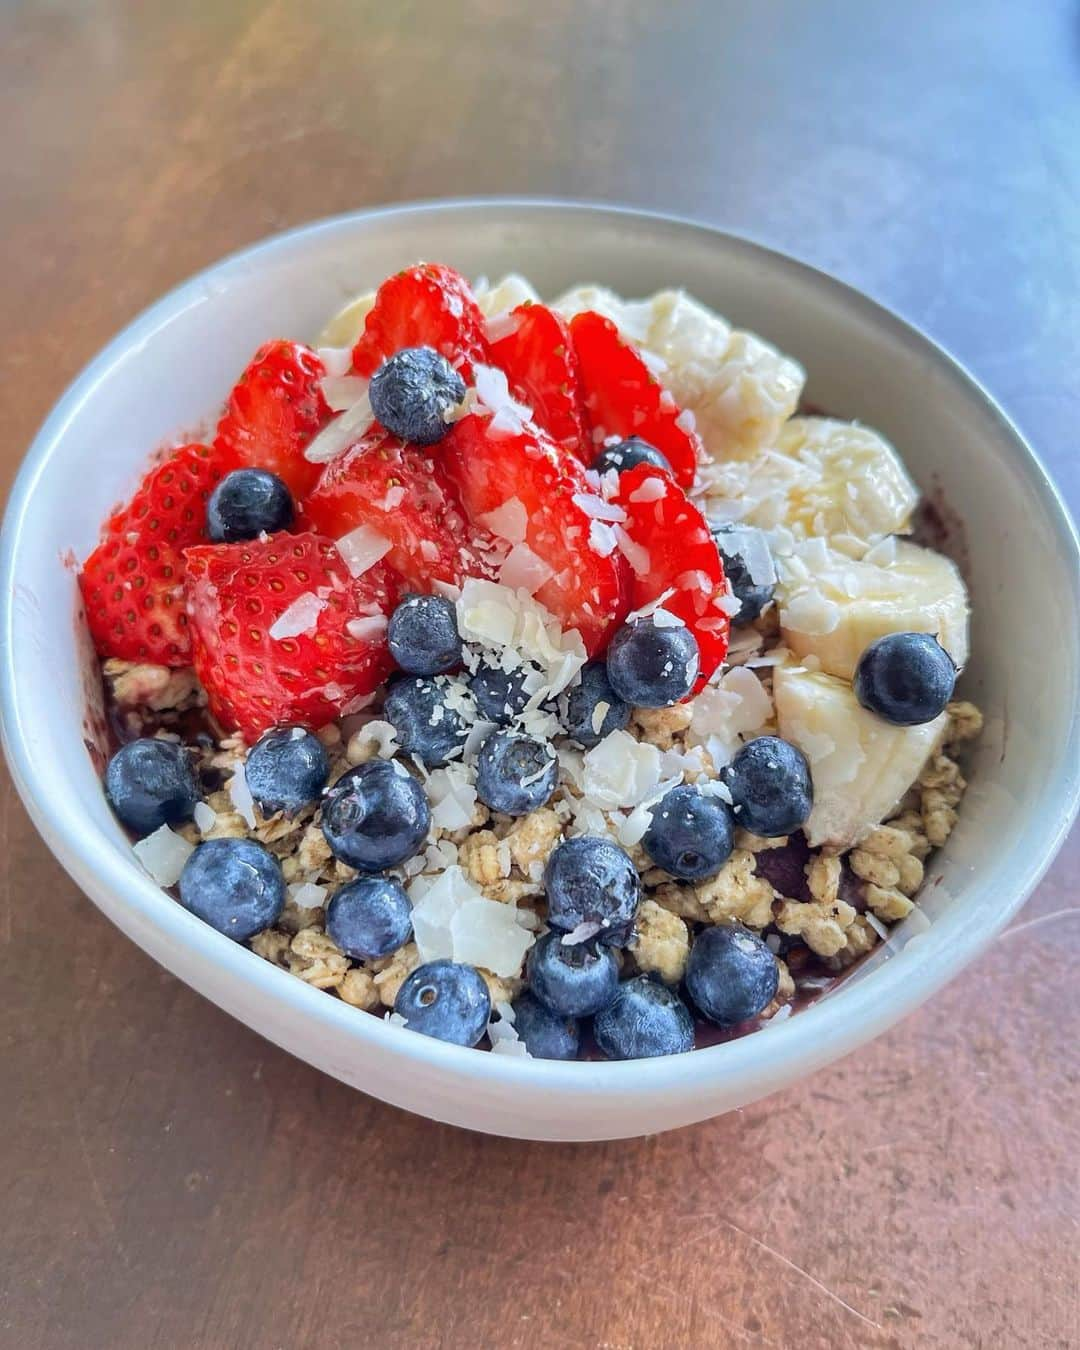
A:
[2, 202, 1076, 1140]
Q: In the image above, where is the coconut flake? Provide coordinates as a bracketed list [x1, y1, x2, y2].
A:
[581, 730, 662, 809]
[193, 801, 217, 834]
[499, 543, 555, 594]
[425, 762, 479, 832]
[319, 374, 370, 413]
[588, 520, 618, 557]
[303, 393, 376, 463]
[268, 591, 327, 640]
[476, 497, 528, 544]
[409, 866, 533, 976]
[336, 524, 393, 578]
[614, 526, 650, 577]
[628, 475, 668, 504]
[472, 363, 534, 436]
[228, 761, 258, 828]
[650, 606, 685, 629]
[288, 882, 328, 910]
[572, 492, 626, 523]
[345, 613, 389, 642]
[315, 346, 354, 378]
[133, 825, 194, 887]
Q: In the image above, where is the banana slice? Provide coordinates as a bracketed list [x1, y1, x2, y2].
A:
[317, 291, 376, 349]
[475, 273, 541, 318]
[772, 417, 919, 543]
[553, 286, 804, 462]
[777, 537, 969, 680]
[773, 661, 945, 847]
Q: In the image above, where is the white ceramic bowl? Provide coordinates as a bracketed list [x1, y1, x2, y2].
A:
[2, 201, 1077, 1141]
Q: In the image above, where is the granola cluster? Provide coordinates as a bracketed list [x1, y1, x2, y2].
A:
[109, 644, 982, 1031]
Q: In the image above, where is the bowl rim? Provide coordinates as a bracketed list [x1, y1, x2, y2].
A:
[2, 196, 1078, 1099]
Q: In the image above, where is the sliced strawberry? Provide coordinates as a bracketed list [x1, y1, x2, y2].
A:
[437, 412, 630, 655]
[299, 427, 495, 590]
[79, 441, 237, 666]
[569, 310, 701, 489]
[214, 340, 331, 498]
[184, 532, 400, 739]
[352, 263, 489, 380]
[614, 464, 730, 689]
[488, 303, 589, 461]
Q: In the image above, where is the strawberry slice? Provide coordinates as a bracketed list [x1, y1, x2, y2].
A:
[214, 340, 331, 498]
[184, 532, 400, 739]
[614, 464, 730, 689]
[352, 263, 489, 380]
[300, 427, 495, 590]
[79, 441, 237, 666]
[437, 412, 629, 655]
[488, 303, 589, 460]
[569, 310, 701, 489]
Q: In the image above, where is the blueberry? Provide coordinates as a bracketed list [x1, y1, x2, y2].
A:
[326, 875, 412, 959]
[713, 523, 776, 625]
[606, 616, 699, 708]
[469, 663, 534, 725]
[593, 975, 695, 1059]
[544, 836, 640, 947]
[394, 960, 491, 1046]
[207, 468, 293, 543]
[178, 837, 285, 941]
[561, 661, 631, 748]
[642, 784, 735, 881]
[105, 738, 198, 835]
[368, 346, 466, 446]
[383, 675, 470, 768]
[510, 991, 580, 1060]
[527, 930, 619, 1018]
[321, 759, 430, 871]
[721, 736, 813, 837]
[387, 594, 463, 676]
[243, 726, 329, 816]
[854, 631, 957, 726]
[685, 923, 779, 1026]
[591, 437, 672, 477]
[475, 730, 557, 815]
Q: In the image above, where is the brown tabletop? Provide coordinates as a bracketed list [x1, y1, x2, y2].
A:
[2, 3, 1077, 1347]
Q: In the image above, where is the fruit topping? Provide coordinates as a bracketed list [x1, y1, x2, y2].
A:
[387, 593, 463, 676]
[105, 738, 198, 835]
[178, 838, 286, 942]
[368, 345, 466, 445]
[207, 468, 294, 543]
[543, 836, 640, 948]
[526, 930, 618, 1018]
[326, 875, 414, 960]
[321, 759, 431, 871]
[393, 959, 491, 1046]
[685, 924, 779, 1027]
[569, 309, 701, 488]
[352, 263, 489, 380]
[488, 302, 588, 458]
[720, 735, 814, 838]
[184, 531, 399, 739]
[474, 730, 557, 815]
[853, 631, 957, 726]
[214, 340, 331, 498]
[606, 615, 700, 709]
[243, 726, 329, 816]
[80, 441, 235, 666]
[642, 783, 735, 881]
[593, 975, 695, 1059]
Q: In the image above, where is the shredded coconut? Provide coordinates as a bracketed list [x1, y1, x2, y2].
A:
[133, 825, 194, 887]
[335, 524, 393, 578]
[269, 592, 327, 640]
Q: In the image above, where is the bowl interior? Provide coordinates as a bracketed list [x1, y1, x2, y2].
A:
[2, 202, 1077, 1140]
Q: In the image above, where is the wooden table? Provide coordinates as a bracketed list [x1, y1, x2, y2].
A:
[2, 3, 1077, 1346]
